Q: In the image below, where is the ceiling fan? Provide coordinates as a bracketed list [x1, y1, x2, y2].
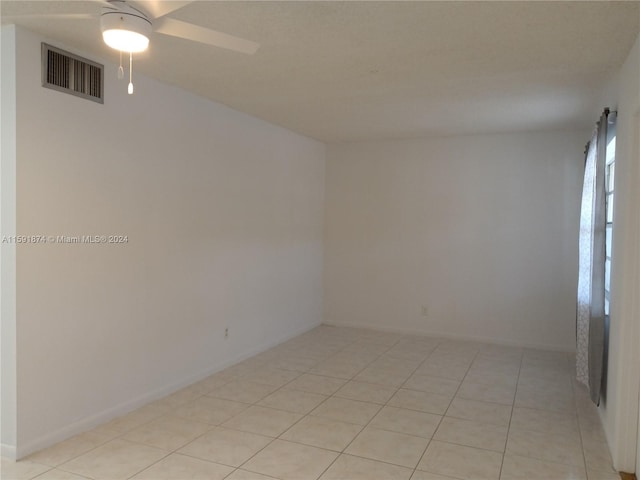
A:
[6, 0, 260, 94]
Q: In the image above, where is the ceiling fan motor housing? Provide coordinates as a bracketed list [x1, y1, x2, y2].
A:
[100, 2, 152, 52]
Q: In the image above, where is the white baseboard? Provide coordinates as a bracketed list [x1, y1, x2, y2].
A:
[322, 320, 575, 353]
[1, 443, 17, 461]
[15, 320, 321, 460]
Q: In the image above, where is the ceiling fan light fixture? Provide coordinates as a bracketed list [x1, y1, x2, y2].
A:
[102, 29, 149, 52]
[100, 7, 152, 53]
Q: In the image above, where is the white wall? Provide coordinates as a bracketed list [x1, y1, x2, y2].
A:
[599, 32, 640, 473]
[1, 25, 18, 459]
[5, 26, 325, 458]
[324, 131, 586, 351]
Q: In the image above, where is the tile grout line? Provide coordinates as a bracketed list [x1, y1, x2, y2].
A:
[230, 330, 401, 480]
[309, 333, 405, 479]
[392, 337, 450, 480]
[496, 346, 524, 480]
[412, 342, 482, 478]
[119, 383, 259, 480]
[116, 379, 250, 480]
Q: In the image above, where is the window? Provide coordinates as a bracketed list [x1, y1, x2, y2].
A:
[604, 129, 616, 316]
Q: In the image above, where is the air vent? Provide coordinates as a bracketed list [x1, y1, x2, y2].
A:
[41, 43, 104, 104]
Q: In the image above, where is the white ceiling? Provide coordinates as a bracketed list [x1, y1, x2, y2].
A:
[2, 1, 639, 142]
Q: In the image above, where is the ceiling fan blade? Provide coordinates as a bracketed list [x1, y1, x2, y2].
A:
[134, 1, 192, 19]
[154, 17, 259, 55]
[90, 0, 116, 6]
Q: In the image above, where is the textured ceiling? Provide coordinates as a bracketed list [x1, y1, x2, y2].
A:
[2, 1, 639, 142]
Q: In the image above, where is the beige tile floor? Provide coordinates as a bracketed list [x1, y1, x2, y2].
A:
[1, 326, 621, 480]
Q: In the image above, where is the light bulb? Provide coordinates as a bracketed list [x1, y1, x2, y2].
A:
[128, 82, 133, 94]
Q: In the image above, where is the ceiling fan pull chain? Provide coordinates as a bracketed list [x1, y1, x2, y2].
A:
[118, 50, 124, 80]
[128, 51, 134, 94]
